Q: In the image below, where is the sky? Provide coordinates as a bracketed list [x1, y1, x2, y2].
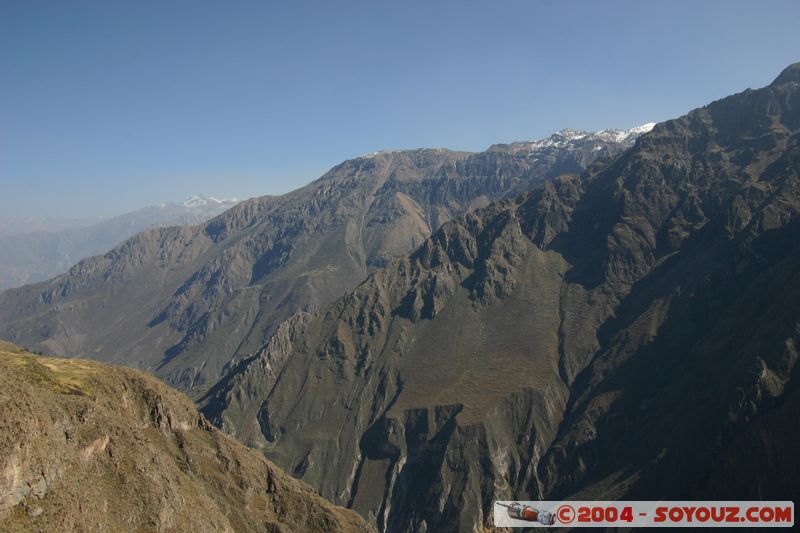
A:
[1, 0, 799, 218]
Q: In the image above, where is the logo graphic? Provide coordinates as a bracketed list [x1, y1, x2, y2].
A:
[495, 502, 556, 525]
[493, 501, 794, 528]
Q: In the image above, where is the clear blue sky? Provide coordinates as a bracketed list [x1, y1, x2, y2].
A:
[1, 0, 798, 218]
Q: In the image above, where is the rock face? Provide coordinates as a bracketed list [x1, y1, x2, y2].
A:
[0, 128, 643, 396]
[0, 340, 374, 533]
[201, 64, 800, 531]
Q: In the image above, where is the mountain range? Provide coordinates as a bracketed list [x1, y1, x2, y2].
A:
[0, 195, 238, 289]
[0, 125, 648, 395]
[198, 64, 800, 531]
[1, 62, 799, 532]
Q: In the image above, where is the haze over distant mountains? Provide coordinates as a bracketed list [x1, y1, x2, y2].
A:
[0, 216, 106, 238]
[0, 195, 238, 289]
[0, 125, 649, 395]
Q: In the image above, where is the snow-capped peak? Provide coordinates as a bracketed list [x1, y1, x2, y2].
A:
[491, 122, 656, 153]
[627, 122, 657, 135]
[594, 122, 656, 144]
[182, 194, 239, 208]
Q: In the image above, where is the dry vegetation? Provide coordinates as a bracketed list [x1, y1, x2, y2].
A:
[0, 341, 374, 533]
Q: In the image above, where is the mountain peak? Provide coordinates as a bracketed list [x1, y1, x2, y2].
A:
[182, 194, 238, 208]
[593, 122, 656, 143]
[489, 122, 655, 153]
[770, 62, 800, 86]
[625, 122, 658, 135]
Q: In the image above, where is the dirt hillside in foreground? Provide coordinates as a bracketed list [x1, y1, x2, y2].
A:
[0, 340, 374, 532]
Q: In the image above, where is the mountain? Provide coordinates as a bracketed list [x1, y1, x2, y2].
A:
[0, 126, 648, 396]
[0, 215, 106, 239]
[200, 64, 800, 532]
[487, 122, 656, 154]
[0, 340, 373, 532]
[181, 194, 239, 210]
[0, 195, 238, 289]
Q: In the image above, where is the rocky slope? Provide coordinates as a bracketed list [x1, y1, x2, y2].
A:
[201, 64, 800, 532]
[0, 127, 645, 396]
[0, 340, 373, 533]
[0, 195, 238, 289]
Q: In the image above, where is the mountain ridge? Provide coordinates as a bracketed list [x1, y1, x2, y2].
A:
[0, 125, 648, 397]
[200, 63, 800, 531]
[488, 122, 655, 153]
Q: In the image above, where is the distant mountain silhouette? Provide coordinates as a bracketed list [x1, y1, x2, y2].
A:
[0, 195, 238, 289]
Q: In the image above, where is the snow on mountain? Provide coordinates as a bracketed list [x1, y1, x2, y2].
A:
[491, 122, 656, 154]
[182, 194, 239, 209]
[593, 122, 656, 144]
[357, 125, 656, 161]
[625, 122, 657, 135]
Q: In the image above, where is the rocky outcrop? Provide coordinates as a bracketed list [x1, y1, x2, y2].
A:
[202, 64, 800, 531]
[0, 340, 373, 532]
